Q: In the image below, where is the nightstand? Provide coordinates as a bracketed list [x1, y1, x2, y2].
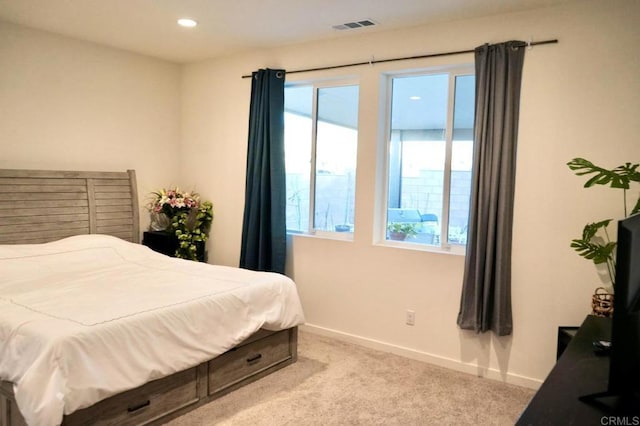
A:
[142, 230, 207, 262]
[557, 325, 579, 359]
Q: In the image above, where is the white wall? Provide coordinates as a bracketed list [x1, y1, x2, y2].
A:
[181, 0, 640, 387]
[0, 21, 182, 229]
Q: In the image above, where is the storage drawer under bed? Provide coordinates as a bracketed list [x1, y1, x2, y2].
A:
[208, 328, 295, 396]
[63, 367, 199, 426]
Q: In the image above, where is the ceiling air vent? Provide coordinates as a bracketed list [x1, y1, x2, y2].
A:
[332, 19, 378, 31]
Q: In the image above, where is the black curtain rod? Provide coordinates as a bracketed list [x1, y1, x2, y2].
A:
[241, 39, 558, 79]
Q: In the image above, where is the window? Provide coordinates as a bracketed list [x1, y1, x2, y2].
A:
[285, 82, 359, 236]
[384, 69, 475, 250]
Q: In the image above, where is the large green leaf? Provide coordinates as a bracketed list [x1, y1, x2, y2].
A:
[570, 239, 617, 264]
[572, 220, 615, 265]
[625, 163, 640, 183]
[581, 220, 612, 241]
[567, 158, 639, 189]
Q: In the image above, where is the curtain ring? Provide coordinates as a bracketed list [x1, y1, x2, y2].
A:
[275, 70, 284, 79]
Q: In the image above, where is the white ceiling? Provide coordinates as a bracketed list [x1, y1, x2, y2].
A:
[0, 0, 574, 63]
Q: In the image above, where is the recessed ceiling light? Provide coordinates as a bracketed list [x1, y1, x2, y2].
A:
[177, 18, 198, 28]
[409, 96, 421, 101]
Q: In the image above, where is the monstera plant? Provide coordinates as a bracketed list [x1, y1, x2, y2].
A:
[567, 158, 640, 288]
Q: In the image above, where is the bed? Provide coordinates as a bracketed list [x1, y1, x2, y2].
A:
[0, 169, 305, 426]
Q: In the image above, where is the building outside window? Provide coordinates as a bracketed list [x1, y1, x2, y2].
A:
[384, 68, 475, 250]
[284, 82, 359, 236]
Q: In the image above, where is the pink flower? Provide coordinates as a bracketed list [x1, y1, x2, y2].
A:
[147, 187, 204, 216]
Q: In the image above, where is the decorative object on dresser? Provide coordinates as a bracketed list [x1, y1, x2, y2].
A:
[591, 286, 614, 318]
[146, 187, 213, 261]
[0, 168, 304, 426]
[567, 158, 640, 317]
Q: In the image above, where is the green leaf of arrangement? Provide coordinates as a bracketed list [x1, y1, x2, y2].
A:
[171, 203, 214, 261]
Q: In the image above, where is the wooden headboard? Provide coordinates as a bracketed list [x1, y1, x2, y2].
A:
[0, 169, 139, 244]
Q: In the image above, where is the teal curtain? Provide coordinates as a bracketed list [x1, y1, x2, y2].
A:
[457, 42, 526, 336]
[240, 69, 286, 273]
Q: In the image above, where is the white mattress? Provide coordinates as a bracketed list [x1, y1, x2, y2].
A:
[0, 234, 305, 426]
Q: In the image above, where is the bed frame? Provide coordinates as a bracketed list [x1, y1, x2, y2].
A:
[0, 168, 298, 426]
[0, 169, 140, 244]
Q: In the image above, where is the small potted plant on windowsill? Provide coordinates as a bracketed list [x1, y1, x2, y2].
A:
[387, 222, 418, 241]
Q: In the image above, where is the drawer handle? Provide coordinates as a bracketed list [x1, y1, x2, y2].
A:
[127, 399, 151, 413]
[246, 353, 263, 364]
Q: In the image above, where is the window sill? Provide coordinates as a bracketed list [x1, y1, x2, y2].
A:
[287, 231, 354, 243]
[374, 240, 466, 256]
[287, 231, 466, 255]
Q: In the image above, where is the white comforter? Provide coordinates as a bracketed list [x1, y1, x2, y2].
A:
[0, 234, 305, 426]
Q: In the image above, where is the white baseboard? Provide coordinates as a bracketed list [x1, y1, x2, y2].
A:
[300, 323, 542, 390]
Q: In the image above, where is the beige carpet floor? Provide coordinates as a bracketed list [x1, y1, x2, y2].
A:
[167, 330, 535, 425]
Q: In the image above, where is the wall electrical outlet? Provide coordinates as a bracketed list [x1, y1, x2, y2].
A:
[406, 310, 415, 326]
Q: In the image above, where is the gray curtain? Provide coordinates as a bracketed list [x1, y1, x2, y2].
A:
[240, 68, 287, 274]
[457, 41, 526, 336]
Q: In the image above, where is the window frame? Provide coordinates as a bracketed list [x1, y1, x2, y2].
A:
[378, 65, 475, 255]
[284, 78, 360, 240]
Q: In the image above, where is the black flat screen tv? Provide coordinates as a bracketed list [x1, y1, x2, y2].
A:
[581, 213, 640, 413]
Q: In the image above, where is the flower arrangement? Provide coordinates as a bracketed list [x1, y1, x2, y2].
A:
[147, 187, 214, 261]
[147, 187, 200, 217]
